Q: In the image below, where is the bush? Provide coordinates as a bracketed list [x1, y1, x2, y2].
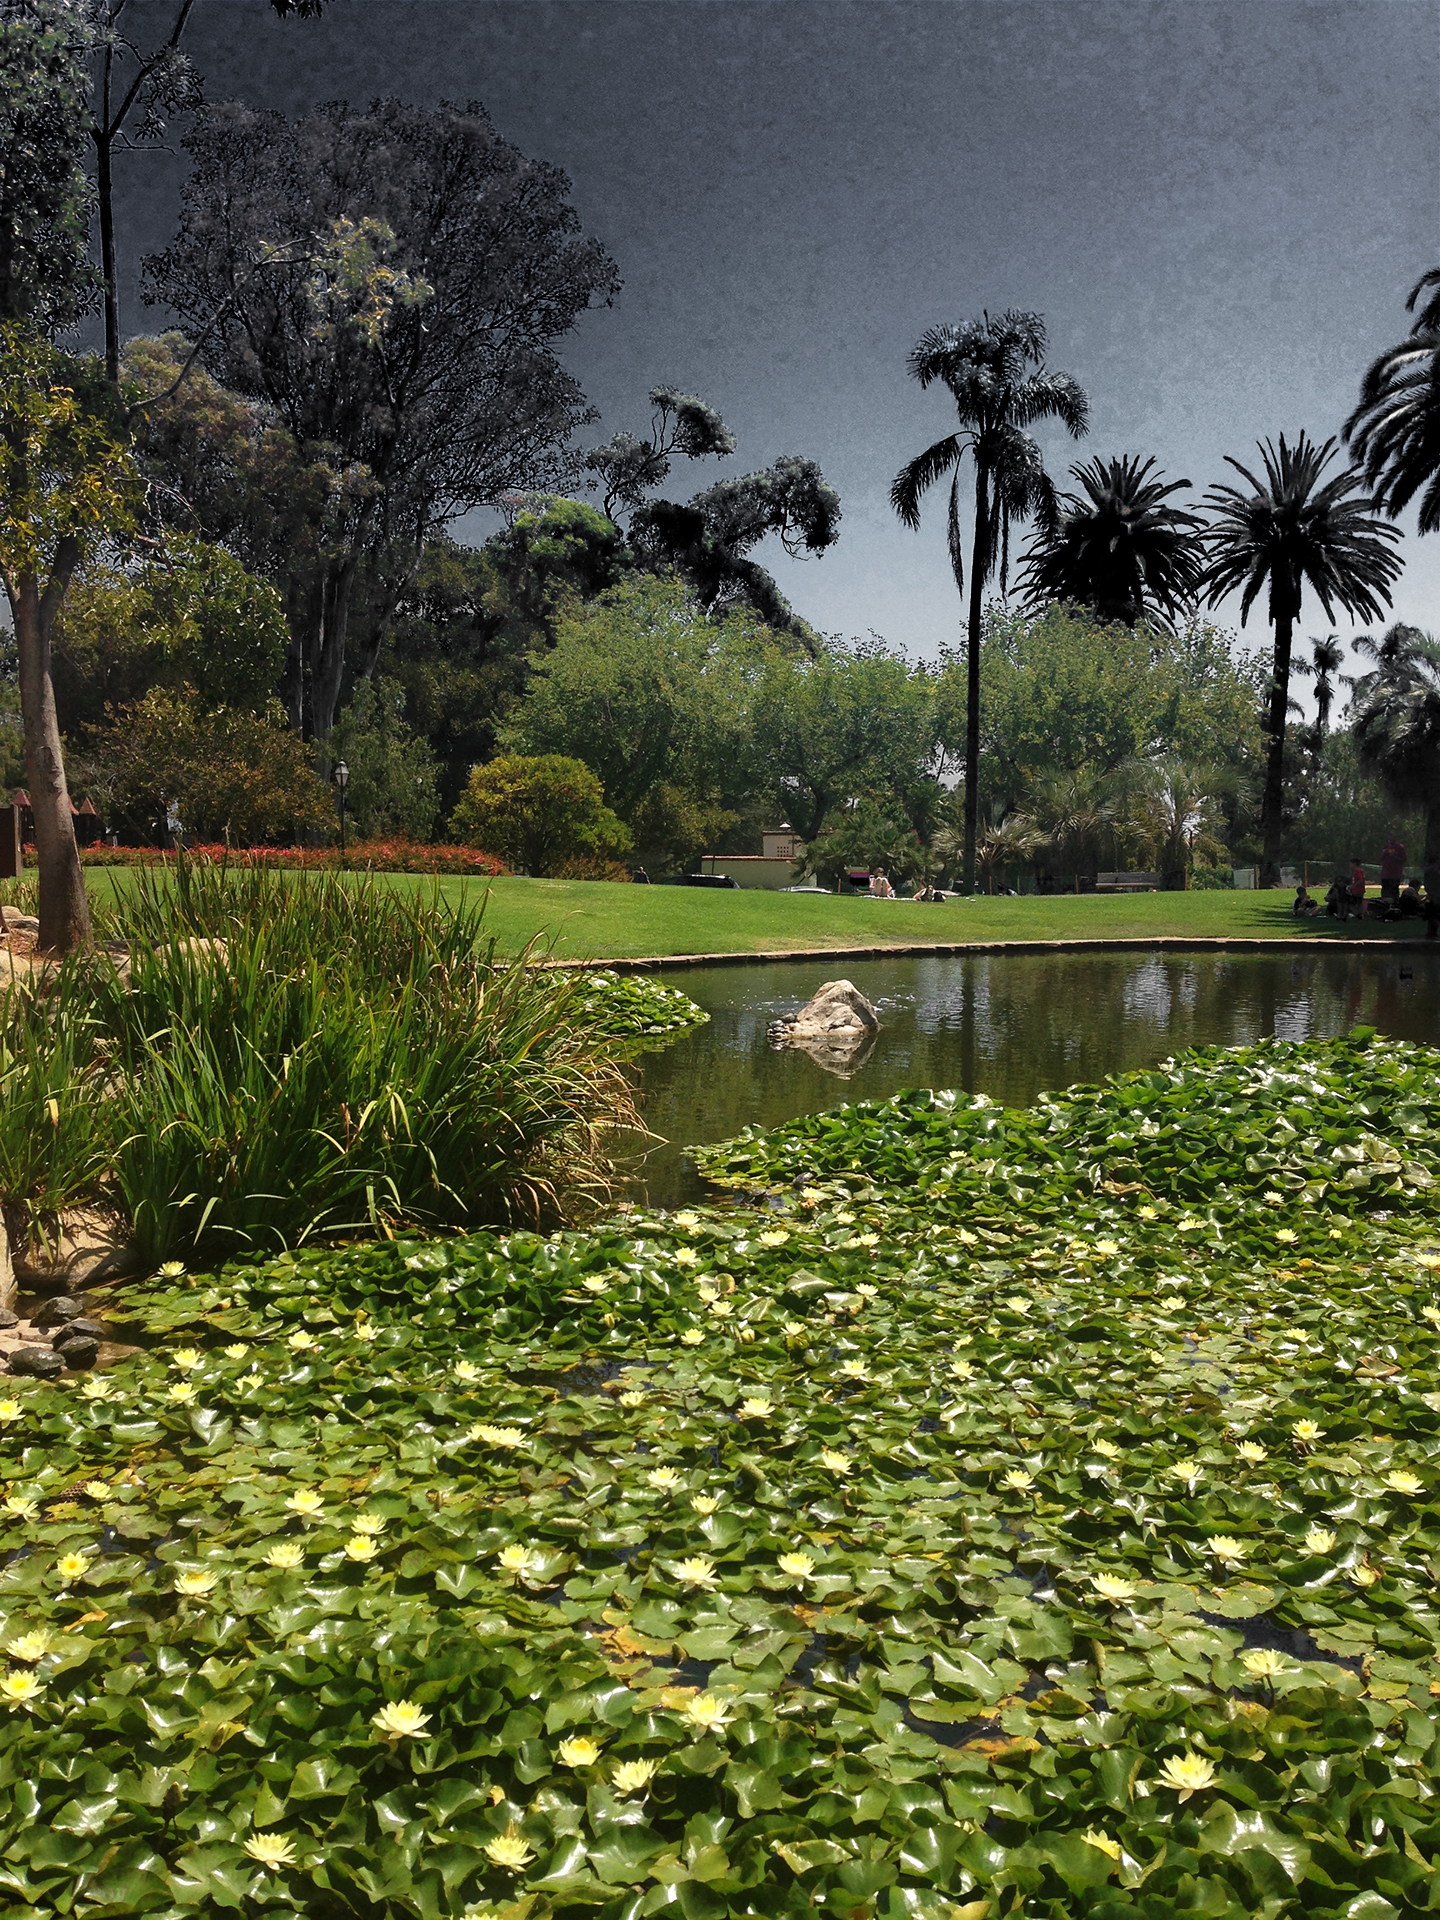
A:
[76, 841, 506, 876]
[85, 687, 332, 844]
[0, 866, 650, 1259]
[449, 753, 630, 876]
[1190, 865, 1234, 889]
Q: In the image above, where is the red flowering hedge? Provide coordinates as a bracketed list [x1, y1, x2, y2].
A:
[74, 841, 507, 877]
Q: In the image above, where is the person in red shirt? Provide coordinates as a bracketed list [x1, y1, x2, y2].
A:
[1380, 835, 1406, 905]
[1349, 858, 1368, 918]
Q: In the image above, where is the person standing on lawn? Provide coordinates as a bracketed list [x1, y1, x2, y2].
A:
[1350, 858, 1369, 918]
[1380, 835, 1406, 906]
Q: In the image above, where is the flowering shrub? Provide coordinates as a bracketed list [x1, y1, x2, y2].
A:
[3, 1032, 1440, 1914]
[75, 839, 507, 876]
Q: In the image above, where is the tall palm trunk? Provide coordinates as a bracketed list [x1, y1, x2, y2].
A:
[1259, 603, 1296, 888]
[6, 551, 90, 953]
[962, 466, 989, 896]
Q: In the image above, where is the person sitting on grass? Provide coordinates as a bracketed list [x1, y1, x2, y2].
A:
[871, 868, 896, 899]
[1325, 876, 1350, 920]
[1292, 882, 1320, 918]
[1399, 878, 1425, 919]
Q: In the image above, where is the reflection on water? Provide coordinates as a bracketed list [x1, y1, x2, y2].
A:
[629, 948, 1437, 1208]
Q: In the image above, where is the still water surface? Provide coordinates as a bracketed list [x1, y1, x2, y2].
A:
[628, 948, 1439, 1207]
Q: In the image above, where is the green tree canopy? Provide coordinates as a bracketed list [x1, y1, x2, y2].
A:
[322, 676, 441, 845]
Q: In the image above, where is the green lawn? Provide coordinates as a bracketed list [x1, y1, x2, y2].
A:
[324, 877, 1435, 962]
[84, 869, 1431, 963]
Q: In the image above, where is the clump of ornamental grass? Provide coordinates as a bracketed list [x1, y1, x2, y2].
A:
[0, 863, 641, 1260]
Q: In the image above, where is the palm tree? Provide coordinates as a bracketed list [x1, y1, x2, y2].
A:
[1200, 433, 1401, 887]
[891, 311, 1088, 893]
[1344, 269, 1440, 529]
[1019, 454, 1205, 627]
[1350, 623, 1440, 871]
[1308, 634, 1347, 739]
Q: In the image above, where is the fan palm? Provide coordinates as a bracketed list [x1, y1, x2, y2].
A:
[1019, 454, 1205, 627]
[891, 311, 1088, 892]
[1350, 623, 1440, 870]
[1344, 269, 1440, 530]
[1200, 433, 1401, 887]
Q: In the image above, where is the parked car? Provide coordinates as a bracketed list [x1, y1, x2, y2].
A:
[677, 872, 740, 889]
[780, 884, 833, 894]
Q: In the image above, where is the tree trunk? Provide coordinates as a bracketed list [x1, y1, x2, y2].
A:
[96, 81, 120, 386]
[6, 561, 90, 953]
[962, 469, 988, 896]
[308, 552, 363, 772]
[1259, 605, 1294, 888]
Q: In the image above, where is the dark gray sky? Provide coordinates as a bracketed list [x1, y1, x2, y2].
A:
[110, 0, 1440, 686]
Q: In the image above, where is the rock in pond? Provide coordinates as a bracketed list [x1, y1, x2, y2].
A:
[768, 979, 880, 1078]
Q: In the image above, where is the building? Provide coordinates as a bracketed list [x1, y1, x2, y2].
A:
[699, 825, 807, 889]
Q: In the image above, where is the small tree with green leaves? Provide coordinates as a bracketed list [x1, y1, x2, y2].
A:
[449, 755, 630, 877]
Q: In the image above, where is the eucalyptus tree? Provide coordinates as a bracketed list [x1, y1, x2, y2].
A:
[1345, 269, 1440, 532]
[145, 97, 621, 750]
[1200, 433, 1401, 887]
[891, 311, 1088, 892]
[1019, 453, 1205, 628]
[1350, 623, 1440, 870]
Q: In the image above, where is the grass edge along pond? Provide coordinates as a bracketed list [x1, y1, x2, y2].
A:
[79, 869, 1435, 965]
[3, 1030, 1440, 1916]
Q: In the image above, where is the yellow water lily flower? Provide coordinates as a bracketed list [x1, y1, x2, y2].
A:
[1353, 1563, 1381, 1588]
[683, 1691, 732, 1732]
[0, 1400, 23, 1423]
[778, 1551, 817, 1581]
[158, 1261, 186, 1278]
[54, 1553, 89, 1584]
[1207, 1535, 1248, 1567]
[1292, 1420, 1323, 1443]
[174, 1569, 218, 1596]
[740, 1398, 772, 1418]
[758, 1230, 790, 1248]
[1137, 1205, 1159, 1220]
[854, 1282, 879, 1300]
[672, 1248, 699, 1268]
[223, 1345, 248, 1361]
[344, 1535, 377, 1562]
[680, 1328, 705, 1345]
[1091, 1438, 1120, 1459]
[691, 1494, 720, 1515]
[838, 1359, 869, 1381]
[498, 1543, 542, 1578]
[243, 1832, 296, 1869]
[372, 1699, 432, 1739]
[1082, 1829, 1122, 1861]
[1158, 1294, 1186, 1311]
[1176, 1217, 1203, 1231]
[453, 1361, 482, 1383]
[647, 1467, 682, 1491]
[1156, 1750, 1218, 1799]
[5, 1630, 51, 1663]
[350, 1512, 386, 1536]
[819, 1449, 851, 1475]
[673, 1555, 718, 1589]
[853, 1232, 879, 1248]
[782, 1320, 806, 1338]
[78, 1378, 109, 1400]
[557, 1735, 603, 1767]
[167, 1382, 198, 1405]
[1423, 1305, 1440, 1325]
[581, 1277, 609, 1294]
[470, 1423, 524, 1448]
[673, 1210, 701, 1229]
[1169, 1458, 1203, 1484]
[1094, 1239, 1120, 1257]
[285, 1489, 325, 1518]
[1241, 1648, 1287, 1678]
[482, 1824, 534, 1870]
[2, 1496, 37, 1521]
[171, 1347, 203, 1371]
[1002, 1469, 1034, 1492]
[0, 1670, 43, 1707]
[951, 1358, 974, 1379]
[1090, 1572, 1137, 1602]
[619, 1390, 644, 1408]
[708, 1299, 733, 1318]
[1004, 1296, 1031, 1315]
[354, 1322, 378, 1343]
[1236, 1442, 1267, 1464]
[1262, 1190, 1284, 1207]
[611, 1758, 659, 1794]
[287, 1330, 317, 1352]
[1386, 1469, 1424, 1495]
[1303, 1526, 1337, 1554]
[265, 1542, 305, 1570]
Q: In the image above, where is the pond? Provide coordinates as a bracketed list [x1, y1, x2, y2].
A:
[628, 946, 1439, 1207]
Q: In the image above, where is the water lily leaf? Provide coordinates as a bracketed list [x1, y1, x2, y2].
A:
[1198, 1805, 1311, 1884]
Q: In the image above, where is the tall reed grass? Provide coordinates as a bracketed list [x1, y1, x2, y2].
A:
[0, 864, 638, 1263]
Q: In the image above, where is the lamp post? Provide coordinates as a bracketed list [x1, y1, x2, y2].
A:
[334, 759, 349, 854]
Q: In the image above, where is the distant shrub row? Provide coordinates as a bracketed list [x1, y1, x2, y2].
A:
[72, 840, 507, 877]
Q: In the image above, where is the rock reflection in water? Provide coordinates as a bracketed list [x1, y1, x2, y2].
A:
[629, 947, 1440, 1208]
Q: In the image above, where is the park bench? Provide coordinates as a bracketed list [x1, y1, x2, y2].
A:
[1095, 871, 1160, 893]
